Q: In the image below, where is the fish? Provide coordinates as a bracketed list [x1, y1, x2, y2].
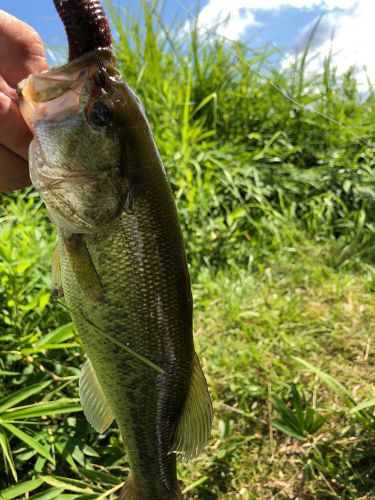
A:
[17, 0, 212, 498]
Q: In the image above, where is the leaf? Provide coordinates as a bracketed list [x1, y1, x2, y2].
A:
[1, 423, 54, 463]
[40, 476, 95, 494]
[53, 496, 82, 500]
[30, 488, 65, 500]
[54, 440, 79, 473]
[0, 479, 43, 499]
[81, 444, 100, 458]
[15, 260, 32, 274]
[21, 343, 79, 355]
[3, 398, 81, 420]
[182, 476, 209, 494]
[0, 427, 17, 481]
[79, 469, 121, 486]
[272, 420, 306, 441]
[292, 357, 373, 425]
[292, 357, 356, 407]
[291, 384, 304, 427]
[0, 371, 18, 377]
[38, 292, 51, 310]
[349, 398, 375, 413]
[0, 381, 52, 413]
[304, 407, 315, 430]
[309, 415, 328, 433]
[272, 397, 301, 430]
[35, 323, 75, 347]
[96, 482, 125, 499]
[191, 92, 217, 117]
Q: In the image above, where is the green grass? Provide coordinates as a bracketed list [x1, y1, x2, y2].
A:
[1, 0, 375, 498]
[189, 243, 375, 498]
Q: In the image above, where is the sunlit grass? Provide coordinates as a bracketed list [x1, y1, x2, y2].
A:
[0, 0, 375, 497]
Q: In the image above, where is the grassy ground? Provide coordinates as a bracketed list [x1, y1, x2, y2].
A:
[1, 197, 375, 499]
[189, 241, 375, 498]
[1, 1, 375, 498]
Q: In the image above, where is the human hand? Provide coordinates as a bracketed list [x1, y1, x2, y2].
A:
[0, 10, 48, 192]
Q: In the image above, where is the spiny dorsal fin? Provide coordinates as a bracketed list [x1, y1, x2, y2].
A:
[171, 352, 213, 461]
[79, 358, 114, 433]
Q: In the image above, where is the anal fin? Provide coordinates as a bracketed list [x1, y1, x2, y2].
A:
[171, 352, 213, 461]
[79, 358, 114, 434]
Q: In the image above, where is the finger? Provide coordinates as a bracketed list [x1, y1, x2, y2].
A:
[0, 90, 32, 160]
[0, 10, 48, 88]
[0, 144, 30, 192]
[0, 73, 17, 101]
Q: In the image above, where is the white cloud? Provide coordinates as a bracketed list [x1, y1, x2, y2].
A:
[196, 0, 372, 86]
[290, 0, 375, 87]
[227, 0, 354, 7]
[196, 1, 259, 40]
[196, 0, 357, 40]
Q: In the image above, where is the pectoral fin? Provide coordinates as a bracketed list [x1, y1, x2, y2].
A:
[79, 358, 114, 433]
[171, 352, 213, 461]
[63, 234, 103, 303]
[51, 244, 63, 299]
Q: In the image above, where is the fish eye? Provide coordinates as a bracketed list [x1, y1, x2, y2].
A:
[89, 102, 111, 127]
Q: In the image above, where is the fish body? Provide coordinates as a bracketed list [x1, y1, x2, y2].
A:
[19, 50, 212, 499]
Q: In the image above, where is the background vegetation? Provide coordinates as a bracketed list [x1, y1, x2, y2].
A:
[1, 1, 375, 498]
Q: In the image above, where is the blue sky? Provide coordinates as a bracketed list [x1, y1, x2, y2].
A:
[0, 1, 372, 85]
[0, 1, 319, 52]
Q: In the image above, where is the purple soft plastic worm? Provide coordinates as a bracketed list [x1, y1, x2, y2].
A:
[53, 0, 112, 61]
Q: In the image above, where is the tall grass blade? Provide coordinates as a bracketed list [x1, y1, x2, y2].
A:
[1, 423, 54, 464]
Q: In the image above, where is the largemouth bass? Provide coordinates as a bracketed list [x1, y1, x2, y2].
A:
[18, 1, 212, 498]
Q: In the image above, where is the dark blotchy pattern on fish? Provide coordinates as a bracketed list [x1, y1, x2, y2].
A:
[53, 0, 112, 60]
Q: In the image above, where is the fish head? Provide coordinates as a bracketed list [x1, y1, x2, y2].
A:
[18, 50, 133, 234]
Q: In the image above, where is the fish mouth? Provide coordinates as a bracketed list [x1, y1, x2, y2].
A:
[18, 49, 116, 133]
